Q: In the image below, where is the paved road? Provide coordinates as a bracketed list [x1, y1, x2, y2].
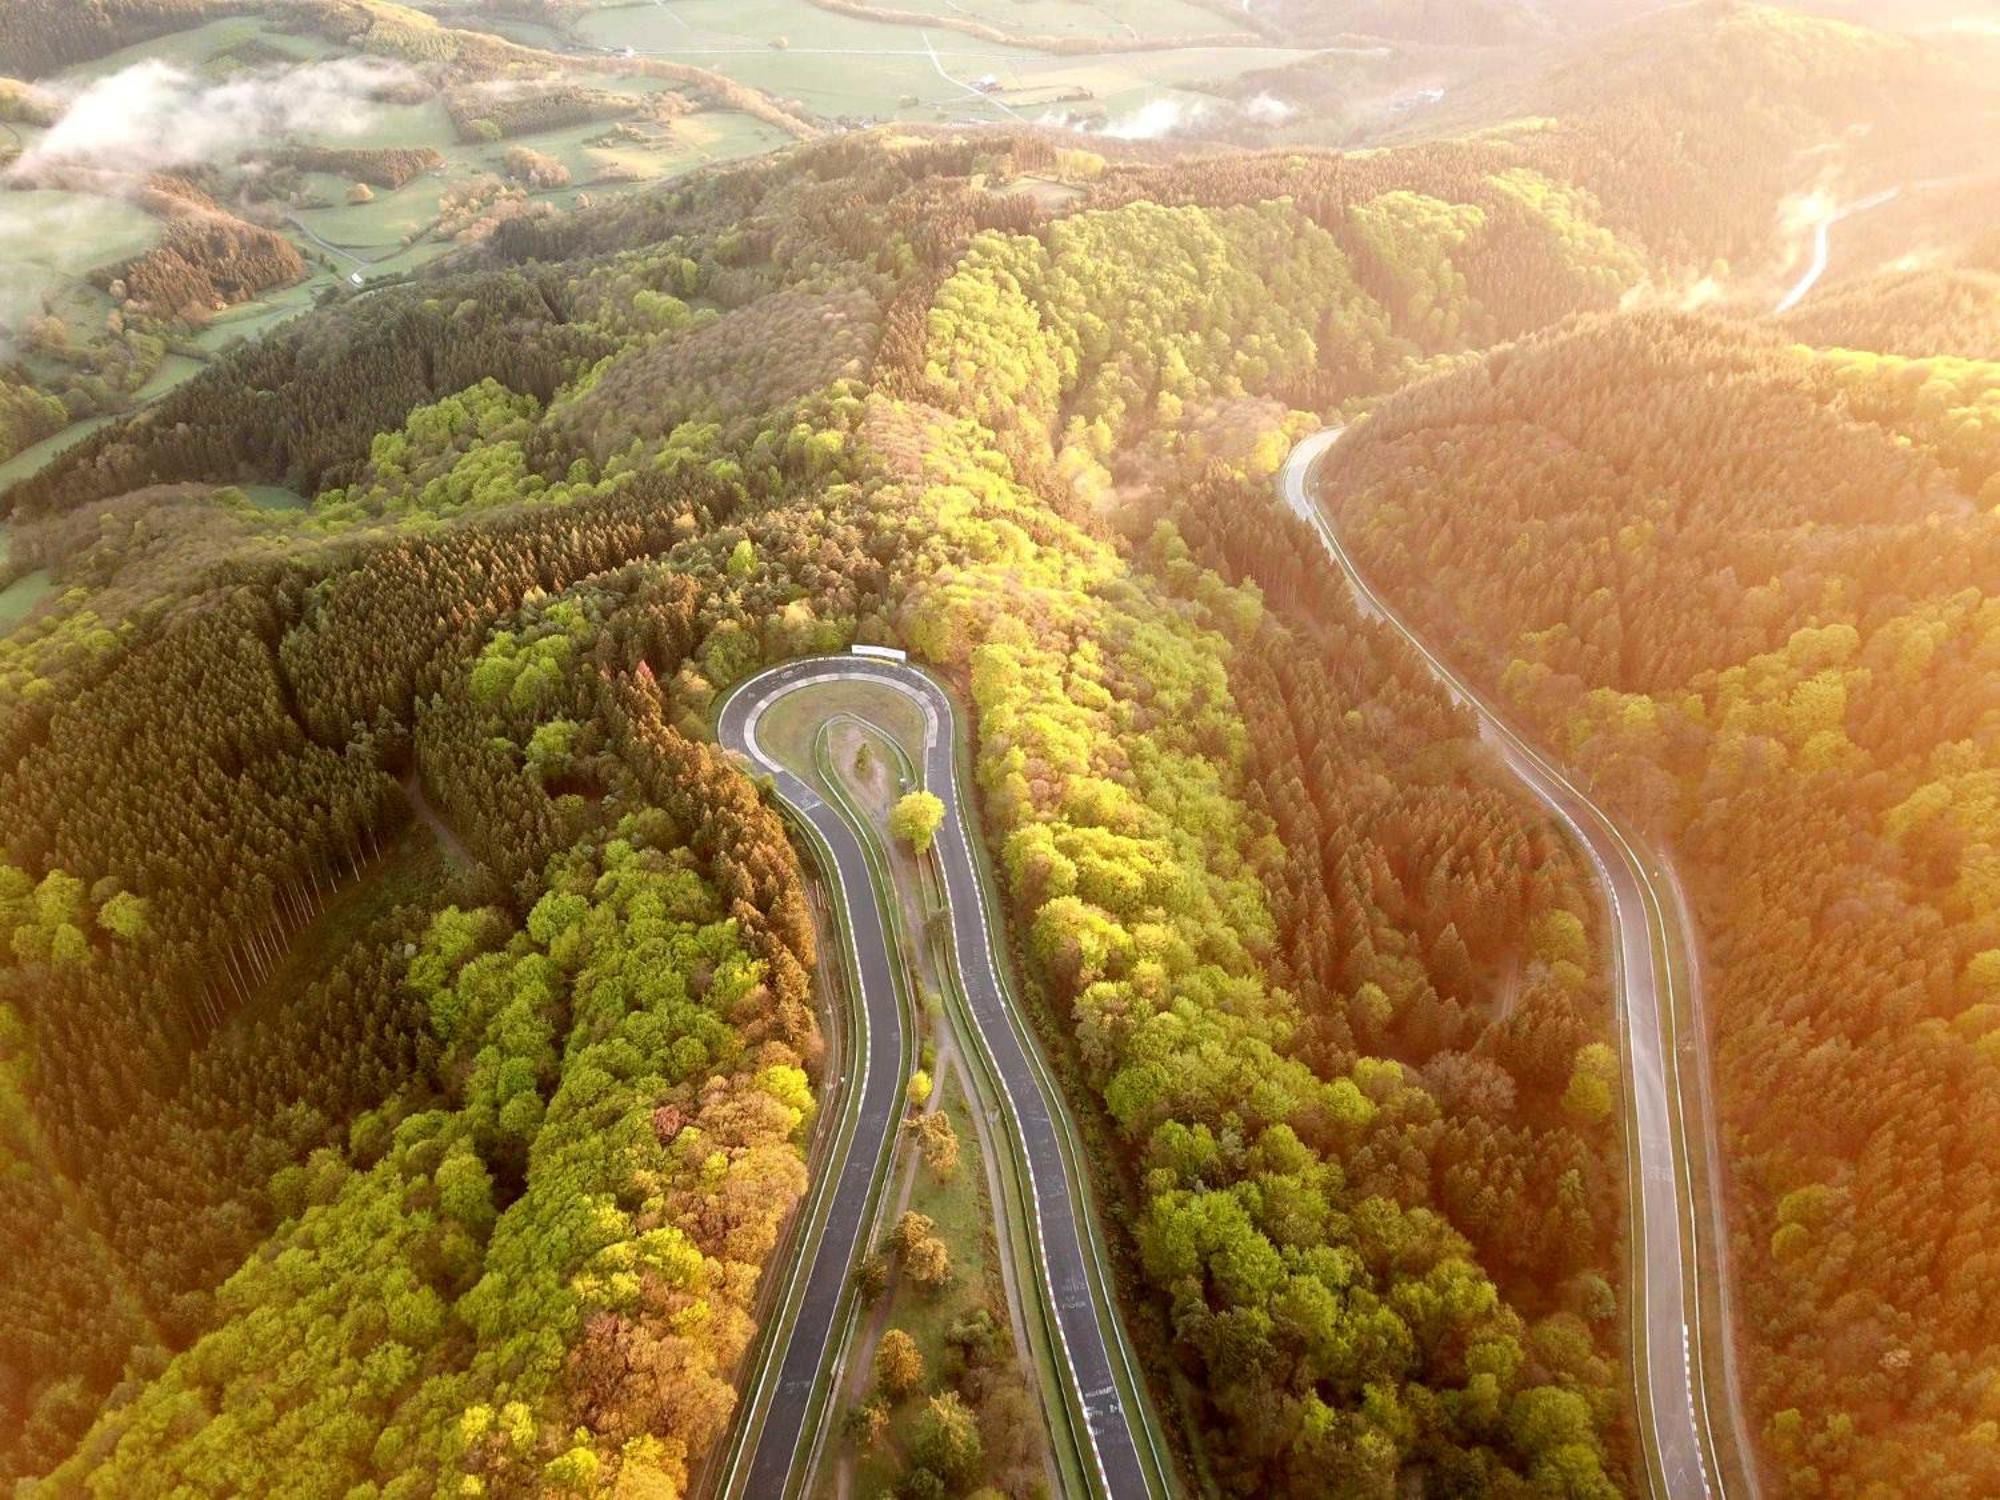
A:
[1281, 429, 1738, 1499]
[714, 662, 911, 1500]
[715, 655, 1164, 1500]
[1773, 187, 1901, 314]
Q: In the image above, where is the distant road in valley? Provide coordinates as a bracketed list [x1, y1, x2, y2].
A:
[1773, 187, 1901, 314]
[1282, 428, 1753, 1500]
[714, 655, 1168, 1499]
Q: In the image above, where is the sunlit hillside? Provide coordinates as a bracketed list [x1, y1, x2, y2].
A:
[0, 2, 1994, 1497]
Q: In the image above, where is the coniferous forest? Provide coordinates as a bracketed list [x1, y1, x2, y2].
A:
[0, 1, 1995, 1496]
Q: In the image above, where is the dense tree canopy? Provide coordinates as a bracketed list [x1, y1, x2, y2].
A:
[8, 11, 1984, 1474]
[1324, 311, 2000, 1496]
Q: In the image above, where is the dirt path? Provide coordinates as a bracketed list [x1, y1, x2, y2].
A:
[401, 769, 478, 870]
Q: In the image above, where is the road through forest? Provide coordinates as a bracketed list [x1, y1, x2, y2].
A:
[714, 422, 1753, 1498]
[1283, 428, 1750, 1499]
[714, 657, 1166, 1500]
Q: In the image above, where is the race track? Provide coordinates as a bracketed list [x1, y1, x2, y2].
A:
[714, 655, 1167, 1499]
[1282, 428, 1747, 1499]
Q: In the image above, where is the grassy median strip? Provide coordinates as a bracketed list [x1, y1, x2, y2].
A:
[814, 702, 1103, 1499]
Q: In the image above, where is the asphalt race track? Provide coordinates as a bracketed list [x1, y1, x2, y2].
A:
[715, 655, 1163, 1499]
[1283, 428, 1734, 1499]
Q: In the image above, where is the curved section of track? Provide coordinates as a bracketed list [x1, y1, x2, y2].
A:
[716, 655, 1167, 1500]
[713, 665, 912, 1500]
[1282, 428, 1748, 1499]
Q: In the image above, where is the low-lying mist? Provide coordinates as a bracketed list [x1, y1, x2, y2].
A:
[11, 55, 423, 179]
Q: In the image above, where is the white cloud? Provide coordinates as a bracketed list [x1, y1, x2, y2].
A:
[12, 56, 420, 179]
[1243, 92, 1295, 126]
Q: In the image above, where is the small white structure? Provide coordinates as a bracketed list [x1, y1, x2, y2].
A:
[851, 644, 908, 663]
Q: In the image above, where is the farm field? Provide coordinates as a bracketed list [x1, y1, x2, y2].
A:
[186, 284, 322, 355]
[0, 13, 800, 512]
[0, 190, 160, 323]
[0, 415, 119, 498]
[0, 524, 54, 632]
[855, 0, 1236, 40]
[54, 15, 342, 81]
[573, 0, 1308, 125]
[0, 569, 53, 632]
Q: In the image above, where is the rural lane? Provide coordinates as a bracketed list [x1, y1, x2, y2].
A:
[715, 655, 1165, 1499]
[1282, 427, 1743, 1499]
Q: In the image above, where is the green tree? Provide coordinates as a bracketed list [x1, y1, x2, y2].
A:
[875, 1328, 923, 1400]
[909, 1392, 983, 1491]
[890, 791, 945, 856]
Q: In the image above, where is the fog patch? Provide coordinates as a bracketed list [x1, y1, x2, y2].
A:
[1242, 92, 1295, 126]
[12, 56, 422, 179]
[1040, 96, 1211, 142]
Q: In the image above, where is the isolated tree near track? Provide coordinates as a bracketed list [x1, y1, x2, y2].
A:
[890, 791, 945, 856]
[894, 1211, 952, 1292]
[875, 1329, 923, 1400]
[907, 1109, 958, 1179]
[910, 1393, 984, 1492]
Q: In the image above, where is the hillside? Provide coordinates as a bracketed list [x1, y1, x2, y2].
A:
[1323, 310, 2000, 1496]
[0, 127, 1665, 1495]
[0, 1, 1991, 1496]
[1239, 0, 1659, 47]
[1248, 0, 1998, 285]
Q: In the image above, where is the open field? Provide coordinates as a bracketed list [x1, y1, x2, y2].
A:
[134, 352, 204, 403]
[0, 414, 118, 502]
[865, 0, 1231, 40]
[241, 484, 309, 512]
[580, 0, 1037, 120]
[187, 282, 322, 354]
[755, 676, 930, 793]
[0, 524, 55, 630]
[573, 0, 1307, 125]
[58, 15, 341, 82]
[0, 189, 161, 321]
[0, 569, 55, 632]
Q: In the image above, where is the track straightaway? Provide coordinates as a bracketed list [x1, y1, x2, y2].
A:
[1281, 428, 1750, 1500]
[715, 655, 1168, 1500]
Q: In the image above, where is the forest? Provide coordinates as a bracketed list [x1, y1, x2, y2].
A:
[0, 0, 1993, 1494]
[0, 116, 1668, 1495]
[1323, 312, 2000, 1497]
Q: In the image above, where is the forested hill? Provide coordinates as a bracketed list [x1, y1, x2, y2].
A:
[1262, 0, 1998, 283]
[1324, 310, 2000, 1497]
[0, 121, 1666, 1496]
[0, 3, 1988, 1492]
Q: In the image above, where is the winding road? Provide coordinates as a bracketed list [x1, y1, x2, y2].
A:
[716, 423, 1751, 1497]
[1282, 429, 1750, 1499]
[714, 655, 1167, 1500]
[1773, 187, 1901, 314]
